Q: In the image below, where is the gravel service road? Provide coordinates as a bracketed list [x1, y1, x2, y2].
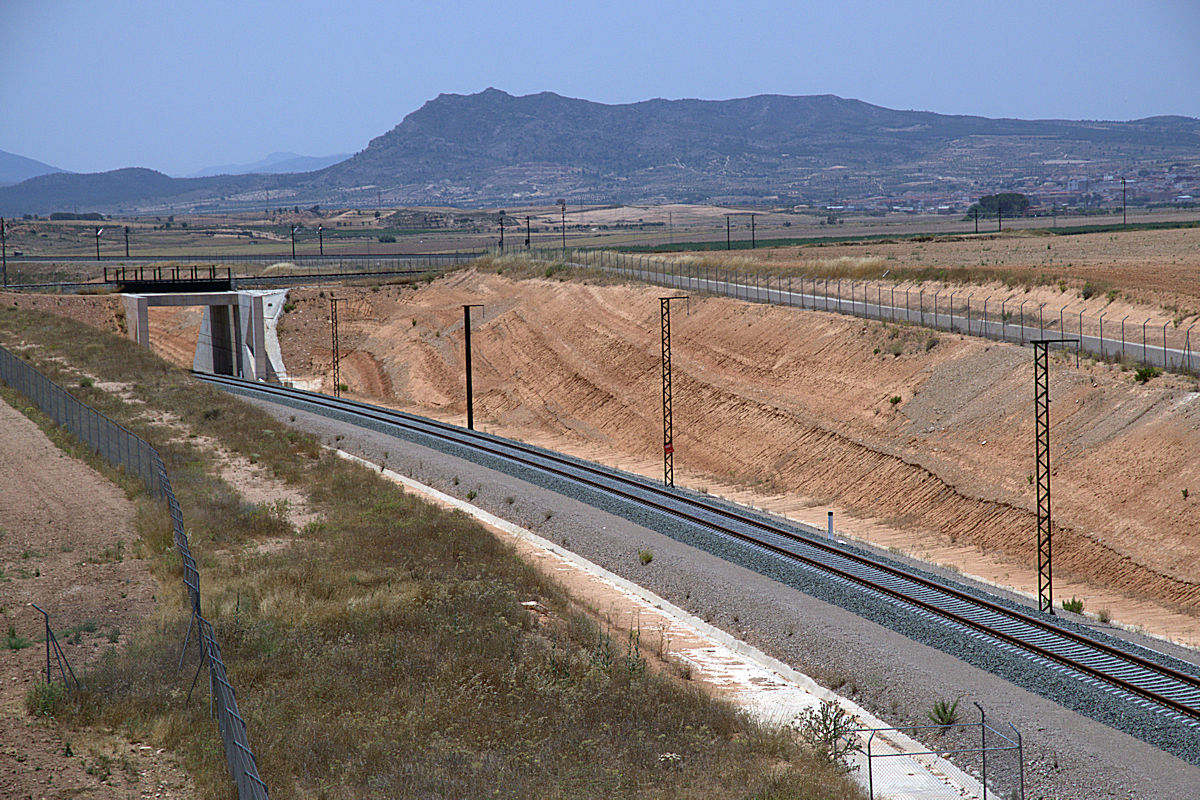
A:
[247, 395, 1200, 799]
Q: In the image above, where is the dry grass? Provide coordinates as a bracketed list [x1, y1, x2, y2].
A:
[0, 303, 864, 800]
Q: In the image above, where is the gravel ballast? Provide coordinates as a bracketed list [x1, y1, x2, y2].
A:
[243, 393, 1200, 799]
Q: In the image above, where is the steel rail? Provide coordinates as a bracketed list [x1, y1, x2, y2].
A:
[198, 373, 1200, 723]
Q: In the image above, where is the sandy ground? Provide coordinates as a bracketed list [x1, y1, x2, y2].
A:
[0, 398, 194, 799]
[256, 271, 1200, 649]
[746, 224, 1200, 311]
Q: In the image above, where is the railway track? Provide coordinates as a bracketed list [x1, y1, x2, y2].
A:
[198, 373, 1200, 728]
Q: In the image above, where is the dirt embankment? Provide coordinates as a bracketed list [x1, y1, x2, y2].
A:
[264, 272, 1200, 641]
[95, 269, 1198, 644]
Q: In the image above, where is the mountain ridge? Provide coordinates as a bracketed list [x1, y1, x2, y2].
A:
[2, 89, 1198, 215]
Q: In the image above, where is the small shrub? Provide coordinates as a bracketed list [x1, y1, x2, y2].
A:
[638, 549, 654, 565]
[1080, 283, 1095, 300]
[377, 234, 396, 243]
[927, 697, 960, 726]
[337, 383, 349, 392]
[1183, 488, 1190, 500]
[504, 496, 515, 505]
[26, 681, 67, 717]
[925, 335, 938, 352]
[1098, 608, 1111, 623]
[791, 699, 862, 773]
[466, 490, 477, 501]
[282, 302, 296, 313]
[1106, 289, 1120, 303]
[78, 377, 94, 388]
[1134, 366, 1162, 384]
[1062, 597, 1084, 613]
[888, 395, 901, 405]
[5, 625, 32, 650]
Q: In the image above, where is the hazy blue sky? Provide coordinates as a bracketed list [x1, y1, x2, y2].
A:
[3, 0, 1199, 176]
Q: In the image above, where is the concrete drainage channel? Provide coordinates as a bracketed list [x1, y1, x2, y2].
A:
[339, 450, 996, 799]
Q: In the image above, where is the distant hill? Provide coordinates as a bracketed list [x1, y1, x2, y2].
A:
[187, 151, 351, 178]
[320, 89, 1200, 205]
[0, 167, 287, 216]
[0, 149, 66, 187]
[2, 89, 1198, 214]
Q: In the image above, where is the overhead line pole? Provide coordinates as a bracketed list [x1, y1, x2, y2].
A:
[1, 218, 7, 288]
[660, 295, 688, 487]
[330, 297, 344, 398]
[463, 304, 484, 430]
[1033, 337, 1077, 614]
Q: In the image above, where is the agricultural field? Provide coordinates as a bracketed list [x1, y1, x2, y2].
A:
[3, 203, 1196, 264]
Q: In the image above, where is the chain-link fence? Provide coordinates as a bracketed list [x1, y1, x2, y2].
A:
[572, 250, 1197, 374]
[854, 706, 1023, 800]
[0, 343, 268, 800]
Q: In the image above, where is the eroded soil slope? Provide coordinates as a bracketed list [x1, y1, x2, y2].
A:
[267, 272, 1200, 643]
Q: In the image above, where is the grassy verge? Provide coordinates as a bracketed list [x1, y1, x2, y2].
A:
[0, 303, 863, 799]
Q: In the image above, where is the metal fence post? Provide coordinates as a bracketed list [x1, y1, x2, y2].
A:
[1187, 325, 1194, 373]
[1142, 318, 1148, 365]
[975, 702, 987, 800]
[1014, 723, 1025, 800]
[866, 731, 875, 799]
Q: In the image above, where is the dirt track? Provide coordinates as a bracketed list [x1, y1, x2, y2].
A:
[0, 397, 193, 798]
[260, 271, 1200, 646]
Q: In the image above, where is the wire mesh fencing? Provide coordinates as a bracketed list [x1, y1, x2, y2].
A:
[575, 250, 1198, 374]
[854, 706, 1024, 800]
[0, 343, 268, 800]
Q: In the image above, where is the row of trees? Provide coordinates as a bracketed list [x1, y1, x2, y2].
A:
[965, 193, 1031, 219]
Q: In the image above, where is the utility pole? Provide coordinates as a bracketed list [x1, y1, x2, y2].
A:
[660, 295, 688, 487]
[1033, 337, 1077, 614]
[524, 216, 531, 248]
[463, 304, 484, 429]
[1122, 177, 1127, 227]
[498, 210, 505, 251]
[997, 206, 1002, 233]
[123, 226, 130, 258]
[318, 224, 324, 256]
[94, 227, 104, 260]
[750, 214, 756, 249]
[291, 225, 300, 260]
[1, 218, 7, 288]
[330, 298, 344, 398]
[557, 199, 566, 255]
[726, 215, 731, 250]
